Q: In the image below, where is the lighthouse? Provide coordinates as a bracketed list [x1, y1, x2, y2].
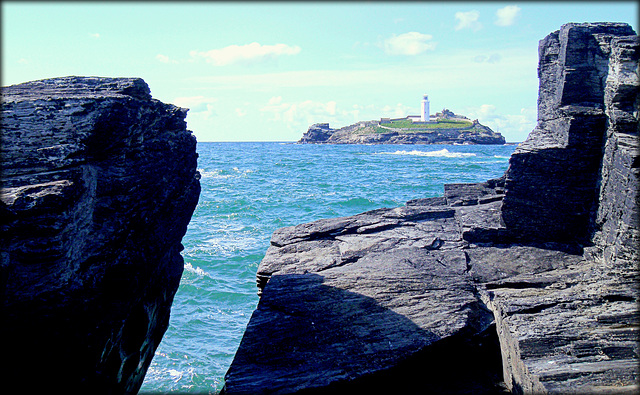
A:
[421, 94, 430, 122]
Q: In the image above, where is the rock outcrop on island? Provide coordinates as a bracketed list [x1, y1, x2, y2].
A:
[298, 116, 506, 145]
[223, 23, 638, 394]
[1, 77, 201, 393]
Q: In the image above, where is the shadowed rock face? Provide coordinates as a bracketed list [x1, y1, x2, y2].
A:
[225, 206, 506, 395]
[502, 22, 637, 244]
[1, 76, 201, 393]
[224, 23, 638, 394]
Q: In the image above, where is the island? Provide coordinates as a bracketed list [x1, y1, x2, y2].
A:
[299, 108, 506, 145]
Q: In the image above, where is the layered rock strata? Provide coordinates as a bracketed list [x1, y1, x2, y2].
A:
[1, 76, 201, 393]
[224, 23, 638, 394]
[502, 23, 637, 245]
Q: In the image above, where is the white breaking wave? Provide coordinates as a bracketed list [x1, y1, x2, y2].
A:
[184, 262, 207, 277]
[376, 149, 476, 158]
[197, 168, 253, 179]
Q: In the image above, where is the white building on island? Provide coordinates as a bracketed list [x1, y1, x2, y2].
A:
[380, 94, 471, 126]
[421, 94, 430, 122]
[405, 94, 433, 123]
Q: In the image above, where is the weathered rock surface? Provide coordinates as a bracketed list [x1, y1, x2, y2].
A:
[492, 22, 640, 394]
[224, 23, 638, 394]
[298, 119, 506, 145]
[502, 22, 638, 245]
[225, 205, 505, 394]
[1, 76, 201, 393]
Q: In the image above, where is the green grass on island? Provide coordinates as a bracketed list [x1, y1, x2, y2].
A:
[351, 119, 475, 134]
[383, 119, 474, 129]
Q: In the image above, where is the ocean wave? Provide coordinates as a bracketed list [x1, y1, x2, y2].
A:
[493, 155, 510, 159]
[143, 363, 201, 390]
[197, 168, 254, 179]
[336, 197, 376, 207]
[184, 262, 208, 277]
[376, 149, 476, 158]
[144, 142, 516, 393]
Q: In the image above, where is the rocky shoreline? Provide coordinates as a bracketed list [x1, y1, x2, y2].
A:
[223, 23, 639, 394]
[299, 116, 506, 145]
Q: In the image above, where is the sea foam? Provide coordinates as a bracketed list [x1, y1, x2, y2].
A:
[197, 168, 254, 179]
[184, 262, 207, 277]
[376, 149, 476, 158]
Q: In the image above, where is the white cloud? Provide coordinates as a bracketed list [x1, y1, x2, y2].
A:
[455, 10, 482, 31]
[473, 53, 502, 64]
[193, 70, 392, 90]
[260, 96, 422, 132]
[267, 96, 283, 106]
[383, 32, 436, 55]
[156, 54, 175, 64]
[172, 95, 218, 110]
[466, 104, 536, 141]
[469, 104, 498, 119]
[190, 42, 301, 66]
[495, 5, 521, 26]
[89, 33, 100, 39]
[191, 53, 530, 91]
[189, 48, 537, 106]
[172, 96, 218, 119]
[261, 97, 337, 126]
[381, 103, 412, 118]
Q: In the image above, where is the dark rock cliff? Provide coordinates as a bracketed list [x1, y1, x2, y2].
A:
[1, 76, 201, 393]
[502, 22, 637, 244]
[223, 23, 638, 394]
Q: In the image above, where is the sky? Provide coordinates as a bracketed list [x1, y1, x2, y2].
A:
[2, 1, 638, 142]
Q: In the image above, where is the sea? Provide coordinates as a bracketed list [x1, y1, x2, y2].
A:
[139, 142, 516, 394]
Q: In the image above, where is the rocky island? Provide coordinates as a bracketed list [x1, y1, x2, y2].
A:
[1, 77, 200, 393]
[299, 109, 506, 145]
[223, 23, 638, 394]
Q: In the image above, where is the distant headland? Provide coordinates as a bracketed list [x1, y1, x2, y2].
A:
[299, 96, 506, 145]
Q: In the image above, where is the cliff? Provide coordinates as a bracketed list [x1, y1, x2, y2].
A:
[223, 23, 638, 394]
[0, 76, 201, 393]
[299, 117, 506, 145]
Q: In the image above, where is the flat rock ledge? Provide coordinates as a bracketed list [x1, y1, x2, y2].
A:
[225, 194, 636, 394]
[223, 23, 639, 394]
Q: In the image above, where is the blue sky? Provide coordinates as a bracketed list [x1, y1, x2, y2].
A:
[2, 2, 638, 142]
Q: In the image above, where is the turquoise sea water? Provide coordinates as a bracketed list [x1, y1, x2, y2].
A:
[139, 142, 516, 394]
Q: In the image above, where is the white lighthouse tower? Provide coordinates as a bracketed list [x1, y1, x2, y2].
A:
[421, 94, 430, 122]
